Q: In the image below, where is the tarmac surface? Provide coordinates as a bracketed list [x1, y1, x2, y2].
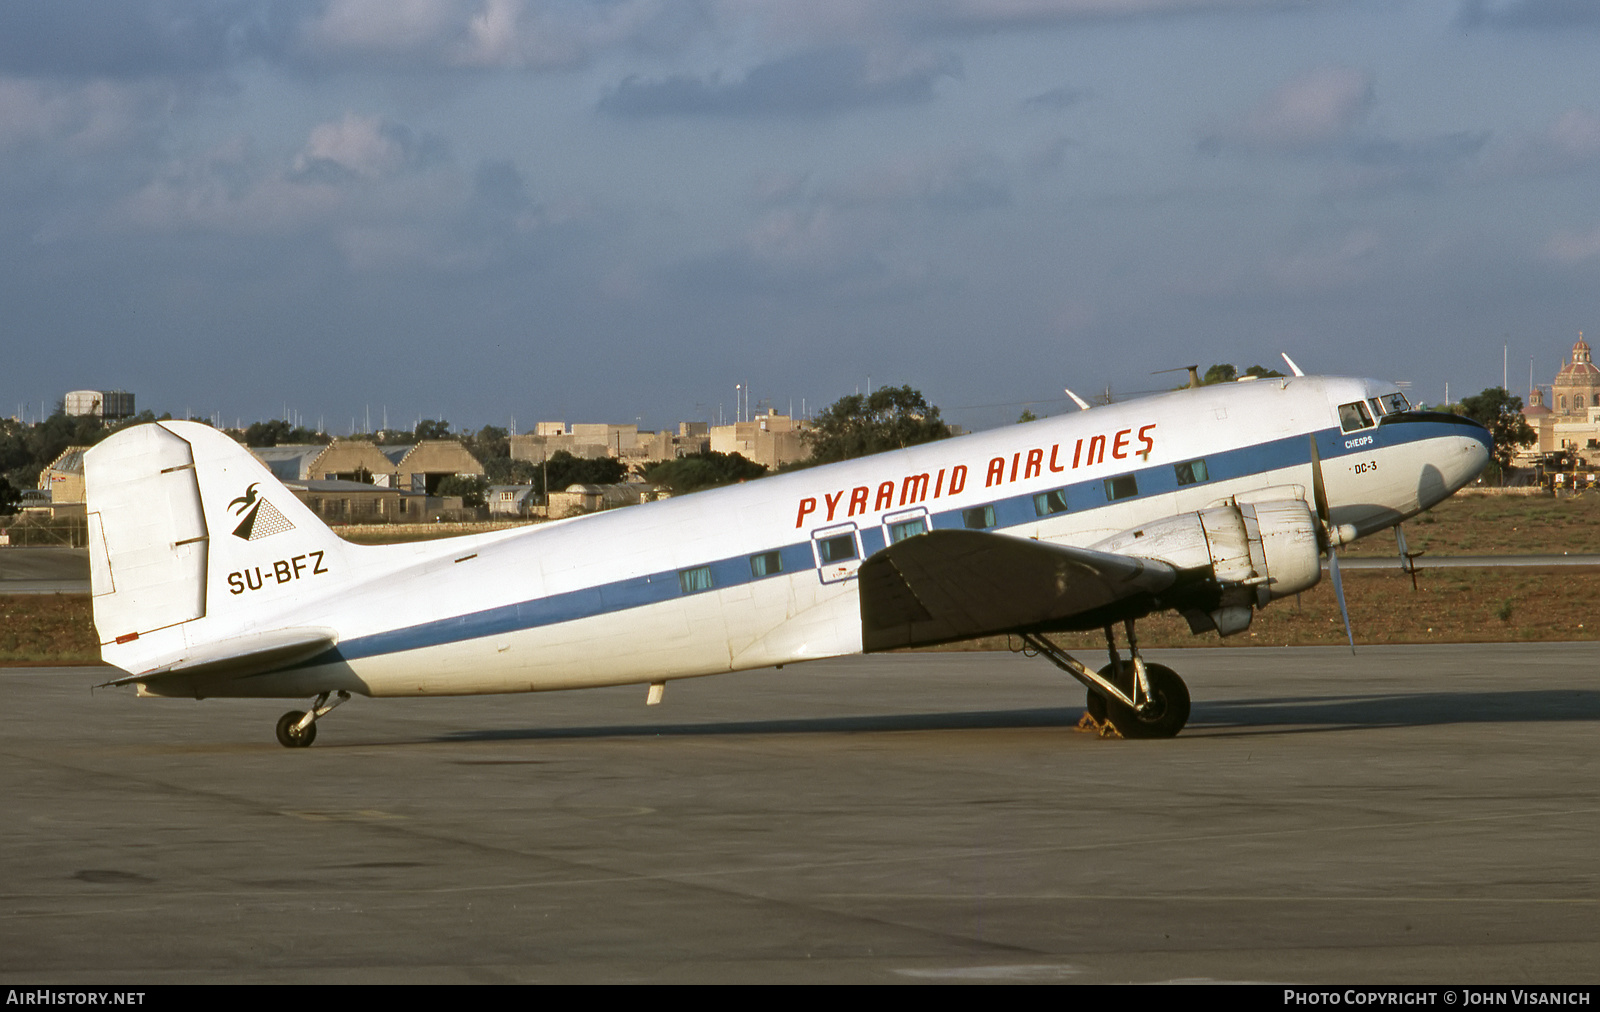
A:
[0, 547, 89, 594]
[3, 644, 1599, 984]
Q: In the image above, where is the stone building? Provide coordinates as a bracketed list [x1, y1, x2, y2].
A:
[709, 410, 811, 471]
[312, 440, 401, 486]
[509, 422, 711, 465]
[35, 446, 91, 518]
[249, 439, 484, 495]
[1523, 335, 1600, 454]
[1552, 334, 1600, 419]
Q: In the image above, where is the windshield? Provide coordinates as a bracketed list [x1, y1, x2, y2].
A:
[1369, 391, 1411, 416]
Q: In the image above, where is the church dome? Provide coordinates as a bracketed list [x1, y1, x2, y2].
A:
[1553, 333, 1600, 416]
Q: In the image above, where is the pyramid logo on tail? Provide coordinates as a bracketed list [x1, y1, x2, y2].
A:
[229, 482, 295, 541]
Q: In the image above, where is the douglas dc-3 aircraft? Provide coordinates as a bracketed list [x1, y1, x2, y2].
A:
[84, 372, 1491, 747]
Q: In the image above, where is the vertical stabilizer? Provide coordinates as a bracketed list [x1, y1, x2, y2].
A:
[86, 421, 356, 676]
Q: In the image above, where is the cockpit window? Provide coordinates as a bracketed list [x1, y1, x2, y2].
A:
[1338, 400, 1375, 433]
[1377, 391, 1410, 415]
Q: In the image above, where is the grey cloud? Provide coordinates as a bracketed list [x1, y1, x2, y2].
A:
[1458, 0, 1600, 28]
[473, 159, 529, 212]
[905, 0, 1318, 35]
[0, 1, 298, 79]
[1021, 85, 1093, 112]
[288, 115, 450, 185]
[1204, 66, 1375, 152]
[597, 45, 959, 118]
[1346, 132, 1490, 168]
[292, 0, 709, 74]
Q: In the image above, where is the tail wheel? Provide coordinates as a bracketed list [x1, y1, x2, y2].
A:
[1103, 663, 1190, 739]
[275, 710, 317, 749]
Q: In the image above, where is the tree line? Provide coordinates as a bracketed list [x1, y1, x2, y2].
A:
[7, 371, 1526, 516]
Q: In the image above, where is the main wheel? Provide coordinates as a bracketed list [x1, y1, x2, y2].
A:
[275, 710, 317, 749]
[1103, 662, 1190, 739]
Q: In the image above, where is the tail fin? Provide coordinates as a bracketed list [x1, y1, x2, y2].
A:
[86, 421, 351, 678]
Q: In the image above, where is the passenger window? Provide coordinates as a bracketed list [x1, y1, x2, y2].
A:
[888, 518, 926, 543]
[678, 566, 713, 594]
[1032, 489, 1069, 517]
[962, 505, 996, 529]
[1338, 401, 1374, 433]
[1104, 475, 1138, 501]
[1174, 459, 1209, 486]
[818, 534, 857, 564]
[749, 551, 782, 578]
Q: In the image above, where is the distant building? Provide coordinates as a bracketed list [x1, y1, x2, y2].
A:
[386, 441, 485, 494]
[709, 410, 810, 470]
[1523, 335, 1600, 455]
[509, 421, 710, 464]
[547, 480, 672, 519]
[487, 484, 540, 518]
[64, 389, 135, 420]
[311, 439, 400, 487]
[246, 439, 484, 494]
[35, 446, 92, 518]
[283, 478, 431, 524]
[251, 444, 327, 481]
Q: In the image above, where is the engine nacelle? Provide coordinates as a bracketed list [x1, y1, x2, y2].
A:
[1088, 498, 1321, 635]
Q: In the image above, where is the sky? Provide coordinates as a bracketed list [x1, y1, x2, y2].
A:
[3, 0, 1599, 435]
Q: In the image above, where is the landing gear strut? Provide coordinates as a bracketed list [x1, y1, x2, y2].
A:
[275, 690, 349, 749]
[1022, 620, 1191, 739]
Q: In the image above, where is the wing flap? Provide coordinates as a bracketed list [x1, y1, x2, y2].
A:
[859, 530, 1178, 651]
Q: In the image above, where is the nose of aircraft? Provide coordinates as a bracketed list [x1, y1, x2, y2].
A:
[1448, 417, 1492, 490]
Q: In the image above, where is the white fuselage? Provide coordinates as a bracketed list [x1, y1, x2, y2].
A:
[132, 377, 1490, 699]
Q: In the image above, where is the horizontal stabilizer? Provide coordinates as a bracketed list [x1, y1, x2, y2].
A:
[99, 627, 338, 687]
[858, 530, 1178, 651]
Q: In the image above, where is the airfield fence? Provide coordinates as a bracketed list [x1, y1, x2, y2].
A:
[0, 517, 88, 548]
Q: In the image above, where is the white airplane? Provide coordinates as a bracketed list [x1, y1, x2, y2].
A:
[83, 374, 1491, 746]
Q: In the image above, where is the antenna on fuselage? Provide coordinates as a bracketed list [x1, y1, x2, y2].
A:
[1151, 365, 1202, 389]
[1281, 352, 1306, 377]
[1063, 388, 1092, 411]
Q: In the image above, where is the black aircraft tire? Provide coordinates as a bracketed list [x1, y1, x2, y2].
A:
[1104, 663, 1190, 739]
[276, 710, 317, 749]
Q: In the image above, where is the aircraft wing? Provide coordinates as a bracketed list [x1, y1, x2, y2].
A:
[858, 529, 1180, 652]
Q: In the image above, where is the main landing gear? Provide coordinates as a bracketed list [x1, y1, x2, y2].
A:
[275, 690, 350, 749]
[1021, 620, 1191, 739]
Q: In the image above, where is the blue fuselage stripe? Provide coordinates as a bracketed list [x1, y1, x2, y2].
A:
[325, 417, 1476, 665]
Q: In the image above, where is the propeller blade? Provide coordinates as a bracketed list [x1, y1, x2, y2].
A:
[1308, 434, 1332, 535]
[1311, 433, 1356, 653]
[1327, 544, 1355, 654]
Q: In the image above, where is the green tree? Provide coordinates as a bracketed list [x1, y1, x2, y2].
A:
[463, 425, 508, 462]
[242, 420, 330, 447]
[483, 457, 540, 486]
[1456, 387, 1535, 474]
[414, 419, 452, 441]
[0, 474, 19, 516]
[543, 451, 627, 492]
[1017, 408, 1038, 424]
[803, 385, 950, 464]
[435, 474, 489, 508]
[1201, 363, 1286, 386]
[645, 451, 766, 494]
